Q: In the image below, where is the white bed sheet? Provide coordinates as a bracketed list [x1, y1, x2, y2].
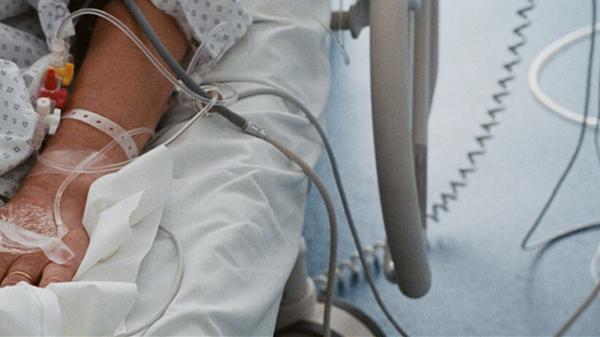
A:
[130, 2, 332, 334]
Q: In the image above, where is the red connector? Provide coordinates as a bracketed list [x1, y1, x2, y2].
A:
[44, 69, 58, 91]
[39, 69, 68, 109]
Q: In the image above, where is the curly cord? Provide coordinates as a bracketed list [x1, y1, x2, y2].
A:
[428, 0, 535, 222]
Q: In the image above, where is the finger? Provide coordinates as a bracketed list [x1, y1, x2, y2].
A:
[0, 253, 17, 280]
[39, 262, 79, 287]
[40, 228, 88, 288]
[1, 251, 49, 287]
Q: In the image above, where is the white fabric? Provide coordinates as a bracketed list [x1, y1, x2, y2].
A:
[0, 282, 60, 336]
[0, 0, 331, 335]
[150, 0, 252, 60]
[128, 2, 332, 335]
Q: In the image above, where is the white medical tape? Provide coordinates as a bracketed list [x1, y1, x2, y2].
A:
[62, 109, 139, 159]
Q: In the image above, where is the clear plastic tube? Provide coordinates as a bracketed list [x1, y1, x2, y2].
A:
[186, 22, 231, 75]
[51, 127, 155, 236]
[0, 219, 74, 264]
[0, 127, 155, 265]
[36, 127, 153, 175]
[38, 97, 216, 174]
[55, 8, 226, 105]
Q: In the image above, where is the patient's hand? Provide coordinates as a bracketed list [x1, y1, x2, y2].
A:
[0, 173, 91, 287]
[0, 0, 186, 287]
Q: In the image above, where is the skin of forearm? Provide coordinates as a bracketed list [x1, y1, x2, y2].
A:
[13, 0, 189, 220]
[47, 0, 188, 162]
[0, 1, 189, 287]
[22, 0, 188, 192]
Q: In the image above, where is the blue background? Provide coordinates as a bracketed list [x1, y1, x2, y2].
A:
[303, 1, 600, 335]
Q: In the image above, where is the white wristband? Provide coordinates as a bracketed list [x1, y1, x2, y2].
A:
[62, 109, 139, 159]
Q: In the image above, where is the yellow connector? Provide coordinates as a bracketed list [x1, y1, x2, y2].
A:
[50, 63, 75, 87]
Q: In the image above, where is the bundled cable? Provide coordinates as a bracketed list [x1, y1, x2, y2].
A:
[428, 0, 535, 222]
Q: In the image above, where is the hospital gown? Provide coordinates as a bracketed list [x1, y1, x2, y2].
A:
[0, 0, 331, 335]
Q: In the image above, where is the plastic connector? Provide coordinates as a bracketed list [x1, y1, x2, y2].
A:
[36, 97, 52, 118]
[51, 39, 67, 68]
[51, 63, 75, 87]
[47, 109, 61, 135]
[44, 69, 58, 91]
[39, 69, 68, 108]
[39, 88, 68, 109]
[33, 98, 53, 151]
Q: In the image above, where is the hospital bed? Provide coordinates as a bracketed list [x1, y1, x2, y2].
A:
[14, 0, 593, 335]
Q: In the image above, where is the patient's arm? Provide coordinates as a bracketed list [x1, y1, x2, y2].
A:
[0, 0, 188, 287]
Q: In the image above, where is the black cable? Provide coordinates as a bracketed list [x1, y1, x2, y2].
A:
[552, 1, 600, 335]
[122, 0, 246, 130]
[428, 0, 535, 223]
[520, 0, 598, 250]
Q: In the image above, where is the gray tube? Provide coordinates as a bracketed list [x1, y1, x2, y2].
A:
[369, 0, 431, 298]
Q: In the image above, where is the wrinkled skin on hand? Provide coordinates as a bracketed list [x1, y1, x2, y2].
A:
[0, 172, 91, 287]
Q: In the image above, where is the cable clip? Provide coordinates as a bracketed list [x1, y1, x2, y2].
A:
[243, 122, 266, 139]
[192, 85, 224, 115]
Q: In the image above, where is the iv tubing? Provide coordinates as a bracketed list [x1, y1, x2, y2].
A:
[55, 9, 220, 105]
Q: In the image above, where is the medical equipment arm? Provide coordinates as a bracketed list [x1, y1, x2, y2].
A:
[0, 0, 189, 288]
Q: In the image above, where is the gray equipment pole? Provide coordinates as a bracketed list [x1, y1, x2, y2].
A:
[370, 0, 433, 298]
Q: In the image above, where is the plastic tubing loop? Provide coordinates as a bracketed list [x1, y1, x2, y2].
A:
[529, 22, 600, 127]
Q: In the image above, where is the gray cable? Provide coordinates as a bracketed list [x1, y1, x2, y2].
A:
[554, 281, 600, 337]
[523, 1, 600, 335]
[521, 0, 598, 250]
[122, 0, 204, 96]
[120, 1, 406, 334]
[238, 87, 411, 337]
[122, 0, 246, 129]
[120, 2, 339, 334]
[259, 133, 338, 337]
